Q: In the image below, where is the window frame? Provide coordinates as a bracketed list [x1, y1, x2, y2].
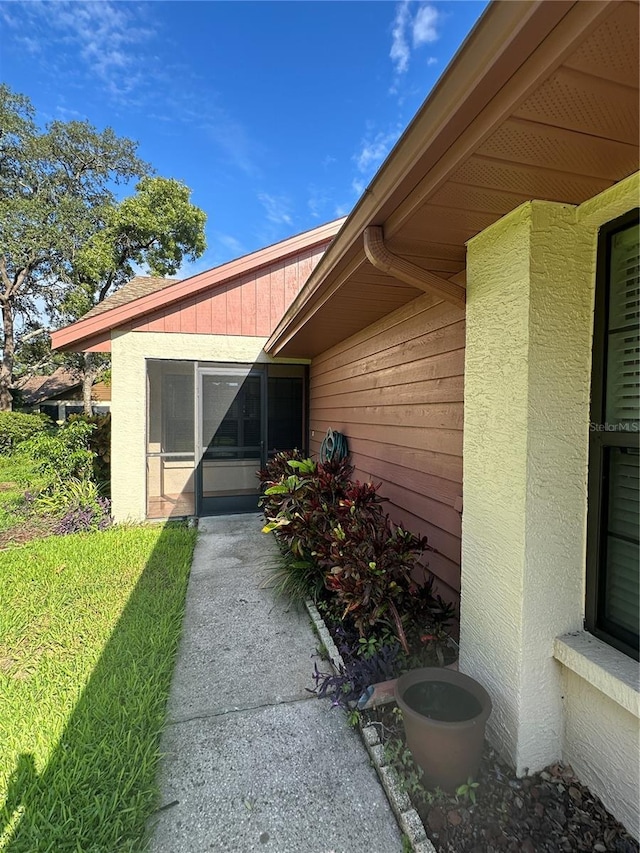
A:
[585, 207, 640, 661]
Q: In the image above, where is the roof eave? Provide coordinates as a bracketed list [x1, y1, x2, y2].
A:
[51, 218, 346, 352]
[266, 0, 617, 356]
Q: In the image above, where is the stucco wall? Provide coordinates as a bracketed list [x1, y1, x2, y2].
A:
[563, 667, 638, 834]
[461, 173, 639, 836]
[110, 330, 302, 522]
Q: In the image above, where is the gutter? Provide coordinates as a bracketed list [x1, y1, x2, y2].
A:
[363, 226, 466, 307]
[266, 0, 615, 355]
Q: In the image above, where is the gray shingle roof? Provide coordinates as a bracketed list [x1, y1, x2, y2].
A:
[16, 367, 81, 405]
[81, 276, 179, 320]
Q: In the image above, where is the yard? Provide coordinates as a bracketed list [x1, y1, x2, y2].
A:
[0, 456, 196, 852]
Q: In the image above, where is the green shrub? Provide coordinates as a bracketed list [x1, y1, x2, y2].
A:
[18, 418, 95, 492]
[0, 410, 51, 454]
[259, 452, 454, 654]
[68, 412, 111, 488]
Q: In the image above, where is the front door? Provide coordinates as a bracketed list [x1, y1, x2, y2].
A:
[197, 366, 265, 515]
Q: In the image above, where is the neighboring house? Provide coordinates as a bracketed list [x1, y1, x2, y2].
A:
[16, 367, 111, 420]
[52, 0, 639, 837]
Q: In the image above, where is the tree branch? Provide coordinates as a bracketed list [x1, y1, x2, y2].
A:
[18, 326, 48, 344]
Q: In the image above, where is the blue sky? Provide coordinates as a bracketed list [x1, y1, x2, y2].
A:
[0, 0, 488, 276]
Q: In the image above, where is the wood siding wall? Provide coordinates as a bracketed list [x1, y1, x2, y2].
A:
[55, 381, 111, 402]
[309, 294, 465, 606]
[125, 246, 327, 337]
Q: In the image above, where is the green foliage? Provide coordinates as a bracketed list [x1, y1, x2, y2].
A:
[0, 85, 149, 309]
[74, 176, 206, 292]
[258, 449, 307, 484]
[347, 709, 362, 728]
[0, 451, 46, 534]
[33, 476, 102, 516]
[0, 411, 50, 453]
[68, 412, 111, 487]
[18, 418, 95, 491]
[0, 84, 150, 409]
[259, 450, 454, 654]
[262, 551, 324, 603]
[259, 453, 354, 602]
[383, 736, 426, 800]
[2, 417, 112, 536]
[0, 85, 206, 412]
[456, 777, 480, 805]
[357, 632, 396, 659]
[325, 521, 429, 654]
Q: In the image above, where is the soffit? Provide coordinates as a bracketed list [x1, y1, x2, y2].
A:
[269, 0, 639, 359]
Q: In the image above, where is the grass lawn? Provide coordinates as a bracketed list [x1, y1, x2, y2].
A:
[0, 452, 44, 534]
[0, 523, 197, 852]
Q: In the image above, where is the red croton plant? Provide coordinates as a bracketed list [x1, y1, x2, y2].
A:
[259, 451, 450, 656]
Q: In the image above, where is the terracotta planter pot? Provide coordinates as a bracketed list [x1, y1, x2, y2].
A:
[356, 642, 459, 711]
[394, 667, 492, 791]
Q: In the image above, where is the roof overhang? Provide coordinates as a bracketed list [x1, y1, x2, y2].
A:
[266, 0, 639, 358]
[52, 218, 346, 352]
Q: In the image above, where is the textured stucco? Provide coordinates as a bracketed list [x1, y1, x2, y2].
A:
[461, 199, 592, 770]
[461, 172, 640, 836]
[562, 665, 639, 838]
[110, 331, 304, 522]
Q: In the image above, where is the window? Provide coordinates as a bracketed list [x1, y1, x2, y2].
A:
[268, 376, 304, 454]
[204, 373, 262, 460]
[163, 372, 195, 453]
[586, 209, 639, 660]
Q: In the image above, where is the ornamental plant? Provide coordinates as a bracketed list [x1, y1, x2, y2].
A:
[325, 519, 430, 654]
[309, 641, 402, 711]
[260, 454, 356, 597]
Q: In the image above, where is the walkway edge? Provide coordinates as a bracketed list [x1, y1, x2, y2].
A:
[305, 599, 439, 853]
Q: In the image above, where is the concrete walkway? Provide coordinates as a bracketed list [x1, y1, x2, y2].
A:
[148, 514, 403, 853]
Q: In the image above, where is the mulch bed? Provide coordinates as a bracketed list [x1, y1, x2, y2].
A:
[312, 599, 637, 853]
[363, 705, 639, 853]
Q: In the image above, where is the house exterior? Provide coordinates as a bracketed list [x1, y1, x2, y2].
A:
[52, 0, 638, 837]
[52, 220, 344, 519]
[264, 0, 639, 835]
[15, 367, 111, 420]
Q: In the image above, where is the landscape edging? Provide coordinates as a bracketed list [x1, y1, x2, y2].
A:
[305, 599, 439, 853]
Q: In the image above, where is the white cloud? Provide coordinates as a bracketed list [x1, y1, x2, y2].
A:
[258, 193, 293, 226]
[5, 1, 154, 102]
[413, 5, 439, 46]
[355, 132, 397, 174]
[55, 105, 85, 121]
[203, 114, 261, 178]
[390, 0, 412, 75]
[349, 125, 402, 200]
[390, 2, 440, 77]
[214, 232, 246, 257]
[353, 127, 402, 184]
[351, 178, 366, 197]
